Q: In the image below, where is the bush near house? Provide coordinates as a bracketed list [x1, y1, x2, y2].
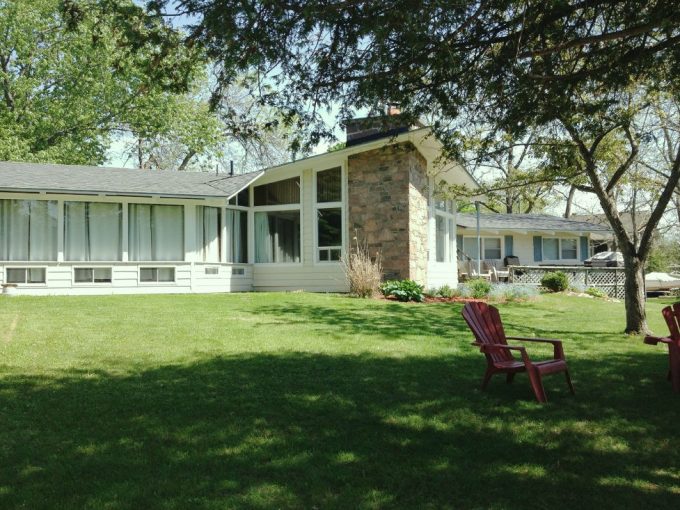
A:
[340, 238, 383, 297]
[380, 279, 425, 302]
[541, 271, 569, 292]
[465, 278, 493, 299]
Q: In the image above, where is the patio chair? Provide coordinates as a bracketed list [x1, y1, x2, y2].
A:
[461, 301, 575, 403]
[644, 304, 680, 393]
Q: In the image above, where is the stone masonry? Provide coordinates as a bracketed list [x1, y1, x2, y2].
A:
[347, 142, 429, 284]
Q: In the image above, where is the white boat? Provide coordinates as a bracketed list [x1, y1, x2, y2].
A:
[645, 272, 680, 292]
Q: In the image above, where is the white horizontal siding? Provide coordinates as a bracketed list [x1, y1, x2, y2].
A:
[252, 264, 347, 292]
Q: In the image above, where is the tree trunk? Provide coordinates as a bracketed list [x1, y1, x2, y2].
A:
[622, 253, 649, 334]
[564, 185, 576, 218]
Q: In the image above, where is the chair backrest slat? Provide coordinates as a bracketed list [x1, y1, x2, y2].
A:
[462, 302, 513, 363]
[662, 304, 680, 342]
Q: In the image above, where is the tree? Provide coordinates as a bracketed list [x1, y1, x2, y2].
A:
[156, 0, 680, 333]
[0, 0, 201, 165]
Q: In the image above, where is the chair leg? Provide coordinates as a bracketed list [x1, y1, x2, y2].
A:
[565, 370, 575, 395]
[481, 367, 494, 390]
[528, 368, 547, 403]
[506, 373, 515, 384]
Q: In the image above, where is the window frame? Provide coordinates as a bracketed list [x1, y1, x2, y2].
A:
[313, 166, 345, 264]
[434, 200, 456, 263]
[461, 236, 503, 262]
[138, 266, 176, 284]
[542, 237, 580, 261]
[4, 266, 48, 285]
[72, 266, 113, 285]
[252, 172, 303, 266]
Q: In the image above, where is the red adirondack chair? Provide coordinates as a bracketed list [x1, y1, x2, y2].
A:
[644, 303, 680, 393]
[461, 301, 575, 403]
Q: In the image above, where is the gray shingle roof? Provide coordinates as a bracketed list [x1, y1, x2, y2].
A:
[457, 213, 612, 233]
[0, 161, 263, 199]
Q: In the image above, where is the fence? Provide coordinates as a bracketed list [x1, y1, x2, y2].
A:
[508, 265, 626, 299]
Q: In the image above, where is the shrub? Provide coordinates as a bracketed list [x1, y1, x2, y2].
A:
[340, 237, 382, 298]
[467, 278, 492, 299]
[380, 279, 425, 302]
[540, 271, 569, 292]
[585, 287, 608, 299]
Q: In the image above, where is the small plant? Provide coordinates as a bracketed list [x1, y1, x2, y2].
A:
[380, 279, 425, 302]
[340, 236, 383, 298]
[585, 287, 608, 298]
[540, 271, 569, 293]
[437, 284, 457, 298]
[467, 278, 492, 299]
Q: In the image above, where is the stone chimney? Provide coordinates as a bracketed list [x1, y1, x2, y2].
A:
[344, 106, 411, 147]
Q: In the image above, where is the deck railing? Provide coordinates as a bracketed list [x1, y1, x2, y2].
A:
[508, 265, 626, 299]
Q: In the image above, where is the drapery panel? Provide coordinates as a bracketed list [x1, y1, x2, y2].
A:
[0, 199, 58, 261]
[254, 210, 300, 263]
[128, 204, 184, 261]
[225, 209, 247, 263]
[196, 206, 221, 262]
[64, 202, 122, 261]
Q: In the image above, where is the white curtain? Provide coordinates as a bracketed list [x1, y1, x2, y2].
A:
[225, 209, 243, 263]
[129, 204, 184, 261]
[254, 212, 272, 263]
[197, 206, 220, 262]
[64, 202, 121, 261]
[0, 199, 57, 261]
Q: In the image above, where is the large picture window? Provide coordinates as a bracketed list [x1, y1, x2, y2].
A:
[128, 204, 184, 261]
[196, 206, 221, 262]
[225, 209, 247, 263]
[0, 199, 57, 261]
[64, 202, 122, 261]
[255, 210, 301, 263]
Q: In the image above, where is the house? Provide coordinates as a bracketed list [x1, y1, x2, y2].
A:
[0, 119, 476, 295]
[456, 213, 612, 269]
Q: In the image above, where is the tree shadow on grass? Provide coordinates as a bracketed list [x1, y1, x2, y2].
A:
[0, 352, 679, 509]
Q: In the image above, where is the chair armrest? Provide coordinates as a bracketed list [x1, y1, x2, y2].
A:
[506, 336, 561, 345]
[644, 335, 673, 345]
[506, 337, 565, 360]
[471, 342, 532, 365]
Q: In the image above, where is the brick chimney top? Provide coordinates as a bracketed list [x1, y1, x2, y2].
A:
[343, 114, 411, 147]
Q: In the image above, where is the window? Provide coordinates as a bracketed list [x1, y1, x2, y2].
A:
[204, 266, 219, 275]
[128, 204, 184, 261]
[225, 209, 247, 263]
[484, 238, 502, 259]
[231, 267, 245, 276]
[462, 237, 502, 261]
[318, 208, 342, 261]
[228, 188, 250, 207]
[254, 177, 300, 206]
[140, 267, 175, 283]
[254, 210, 301, 263]
[0, 199, 58, 261]
[64, 202, 122, 261]
[74, 268, 112, 283]
[435, 199, 453, 213]
[196, 206, 221, 262]
[317, 167, 341, 202]
[5, 267, 46, 284]
[316, 167, 343, 262]
[542, 238, 578, 260]
[436, 216, 447, 262]
[561, 238, 578, 259]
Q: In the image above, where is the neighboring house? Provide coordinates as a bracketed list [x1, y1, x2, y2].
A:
[0, 119, 476, 295]
[456, 213, 612, 268]
[570, 212, 652, 252]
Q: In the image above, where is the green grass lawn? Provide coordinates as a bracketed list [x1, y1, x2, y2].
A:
[0, 292, 678, 509]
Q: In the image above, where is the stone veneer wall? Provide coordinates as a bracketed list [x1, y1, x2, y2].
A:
[347, 142, 429, 284]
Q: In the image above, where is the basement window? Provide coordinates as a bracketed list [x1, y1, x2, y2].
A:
[5, 267, 46, 284]
[74, 267, 112, 283]
[140, 267, 175, 283]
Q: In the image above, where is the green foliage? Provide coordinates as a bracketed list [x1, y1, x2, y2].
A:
[0, 0, 204, 165]
[436, 284, 457, 298]
[585, 287, 608, 299]
[488, 284, 539, 302]
[541, 272, 569, 293]
[466, 278, 492, 299]
[380, 279, 424, 302]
